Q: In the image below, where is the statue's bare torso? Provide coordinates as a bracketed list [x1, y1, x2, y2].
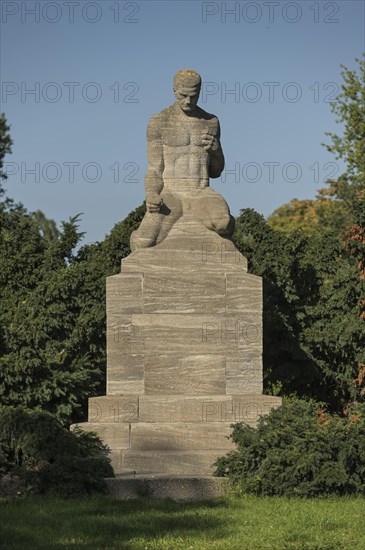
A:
[160, 105, 215, 190]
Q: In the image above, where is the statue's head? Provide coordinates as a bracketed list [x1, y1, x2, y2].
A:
[173, 70, 201, 114]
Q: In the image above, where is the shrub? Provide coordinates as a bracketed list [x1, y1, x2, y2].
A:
[215, 399, 365, 497]
[0, 407, 114, 498]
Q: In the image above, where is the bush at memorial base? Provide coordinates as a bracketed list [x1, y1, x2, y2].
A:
[0, 407, 114, 498]
[215, 399, 365, 497]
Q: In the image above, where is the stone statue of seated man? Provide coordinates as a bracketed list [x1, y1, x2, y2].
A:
[130, 69, 235, 251]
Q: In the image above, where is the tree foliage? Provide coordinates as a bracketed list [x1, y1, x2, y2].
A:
[0, 194, 145, 424]
[252, 56, 365, 406]
[0, 118, 145, 425]
[267, 186, 348, 237]
[323, 55, 365, 216]
[322, 55, 365, 382]
[0, 114, 12, 180]
[215, 399, 365, 497]
[233, 208, 363, 407]
[0, 406, 113, 497]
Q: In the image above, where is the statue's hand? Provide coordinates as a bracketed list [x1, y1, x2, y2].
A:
[147, 193, 163, 213]
[202, 131, 219, 152]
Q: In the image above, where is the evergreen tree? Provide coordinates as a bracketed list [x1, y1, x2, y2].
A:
[0, 114, 12, 181]
[233, 208, 363, 409]
[323, 55, 365, 396]
[0, 129, 145, 424]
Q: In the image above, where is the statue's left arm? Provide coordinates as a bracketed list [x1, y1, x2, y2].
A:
[202, 117, 225, 178]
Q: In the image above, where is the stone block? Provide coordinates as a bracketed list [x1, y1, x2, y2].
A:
[144, 354, 226, 394]
[107, 314, 136, 356]
[106, 274, 143, 315]
[198, 394, 281, 425]
[88, 396, 139, 423]
[107, 379, 144, 395]
[71, 422, 130, 450]
[143, 272, 226, 314]
[119, 450, 227, 476]
[226, 355, 263, 394]
[139, 395, 232, 422]
[129, 313, 261, 355]
[122, 228, 248, 275]
[130, 422, 234, 451]
[107, 353, 144, 380]
[225, 273, 262, 313]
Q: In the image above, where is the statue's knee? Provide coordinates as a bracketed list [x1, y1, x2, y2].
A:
[224, 214, 235, 236]
[130, 229, 155, 252]
[212, 213, 234, 236]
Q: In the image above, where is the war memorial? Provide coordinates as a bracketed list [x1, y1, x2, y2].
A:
[72, 70, 282, 497]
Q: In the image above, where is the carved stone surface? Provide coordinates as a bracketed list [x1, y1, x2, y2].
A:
[71, 71, 282, 476]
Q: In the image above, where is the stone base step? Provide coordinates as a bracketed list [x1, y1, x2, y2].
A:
[70, 394, 282, 476]
[87, 394, 282, 424]
[110, 449, 228, 476]
[71, 421, 235, 453]
[104, 475, 228, 501]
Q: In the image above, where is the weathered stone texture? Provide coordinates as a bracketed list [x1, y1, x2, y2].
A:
[143, 354, 226, 395]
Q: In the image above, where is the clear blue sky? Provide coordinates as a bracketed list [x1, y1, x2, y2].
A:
[1, 0, 364, 244]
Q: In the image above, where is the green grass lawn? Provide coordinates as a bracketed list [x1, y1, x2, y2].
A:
[1, 494, 364, 550]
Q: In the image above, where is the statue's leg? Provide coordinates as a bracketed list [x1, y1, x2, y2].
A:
[130, 211, 163, 252]
[155, 191, 183, 244]
[191, 188, 235, 237]
[130, 192, 182, 251]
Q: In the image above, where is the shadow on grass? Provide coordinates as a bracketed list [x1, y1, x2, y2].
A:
[0, 496, 231, 549]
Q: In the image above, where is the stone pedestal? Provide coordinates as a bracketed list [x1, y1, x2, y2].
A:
[72, 220, 281, 475]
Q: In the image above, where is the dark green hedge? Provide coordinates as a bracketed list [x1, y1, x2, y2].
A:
[215, 399, 365, 497]
[0, 407, 114, 497]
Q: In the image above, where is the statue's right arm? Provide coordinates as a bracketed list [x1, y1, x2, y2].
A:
[145, 114, 164, 210]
